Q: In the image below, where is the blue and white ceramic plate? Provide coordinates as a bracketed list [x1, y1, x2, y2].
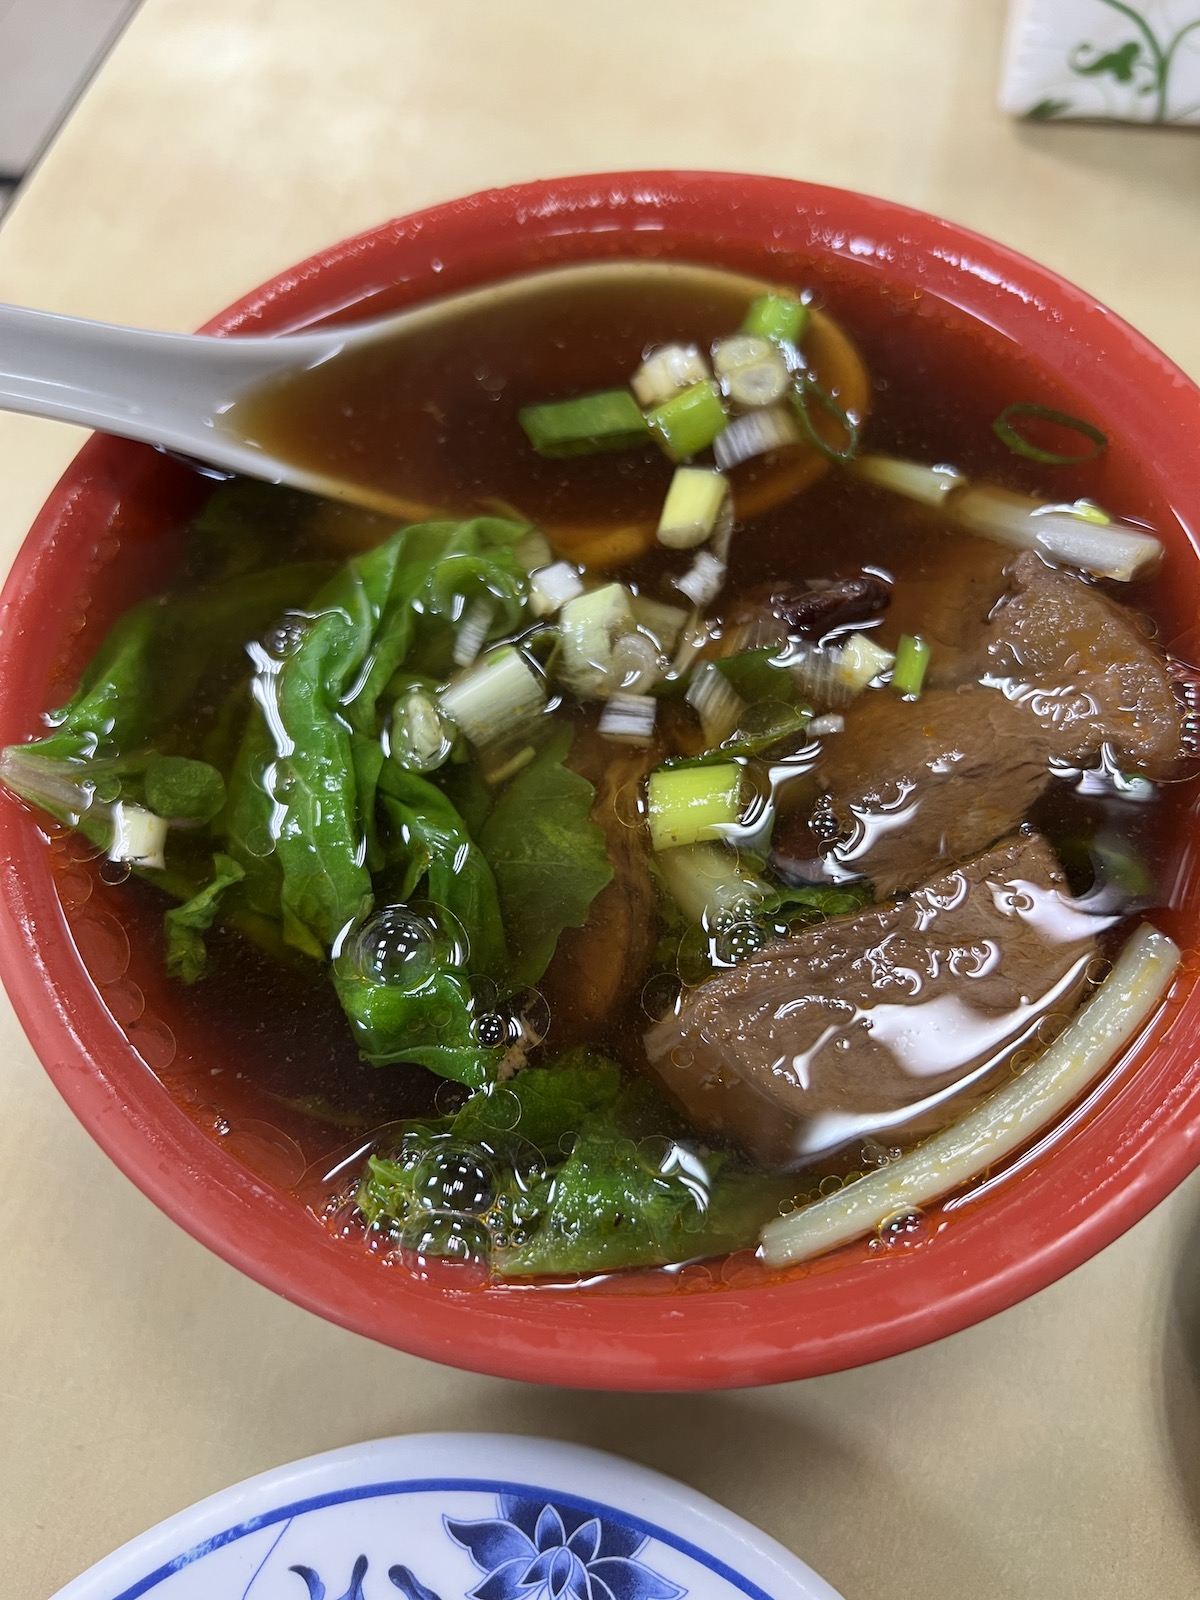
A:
[50, 1434, 844, 1600]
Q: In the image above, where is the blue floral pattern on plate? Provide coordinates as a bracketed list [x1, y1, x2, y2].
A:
[447, 1495, 686, 1600]
[284, 1499, 683, 1600]
[49, 1436, 843, 1600]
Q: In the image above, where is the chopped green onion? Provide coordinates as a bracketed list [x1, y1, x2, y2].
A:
[647, 762, 743, 851]
[452, 598, 494, 667]
[607, 631, 662, 695]
[519, 389, 651, 459]
[891, 634, 930, 699]
[389, 686, 453, 773]
[512, 528, 554, 571]
[992, 403, 1107, 466]
[742, 291, 810, 347]
[481, 740, 538, 787]
[837, 632, 895, 692]
[851, 454, 966, 505]
[439, 647, 546, 746]
[109, 801, 168, 871]
[630, 595, 688, 653]
[712, 336, 790, 409]
[686, 661, 746, 747]
[647, 380, 728, 462]
[713, 406, 801, 471]
[631, 344, 710, 407]
[655, 840, 767, 926]
[672, 550, 726, 609]
[598, 692, 658, 746]
[954, 486, 1162, 581]
[791, 375, 861, 463]
[529, 561, 585, 618]
[787, 641, 853, 710]
[656, 467, 729, 550]
[558, 582, 635, 698]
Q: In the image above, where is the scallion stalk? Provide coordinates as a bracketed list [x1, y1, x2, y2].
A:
[519, 389, 650, 459]
[954, 487, 1163, 581]
[607, 631, 662, 695]
[837, 632, 895, 692]
[851, 454, 966, 506]
[655, 840, 767, 926]
[389, 687, 452, 772]
[630, 595, 689, 653]
[712, 335, 790, 410]
[647, 762, 743, 851]
[672, 550, 727, 609]
[713, 407, 801, 471]
[109, 801, 168, 871]
[512, 528, 554, 571]
[439, 647, 546, 747]
[451, 598, 494, 667]
[742, 291, 809, 347]
[648, 380, 728, 462]
[685, 661, 746, 747]
[558, 582, 635, 698]
[631, 344, 710, 408]
[598, 692, 658, 746]
[891, 634, 930, 699]
[529, 561, 585, 618]
[656, 467, 730, 550]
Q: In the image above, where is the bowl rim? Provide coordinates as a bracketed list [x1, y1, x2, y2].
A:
[3, 169, 1200, 1390]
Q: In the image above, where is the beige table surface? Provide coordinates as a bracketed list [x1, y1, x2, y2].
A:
[3, 3, 1200, 1597]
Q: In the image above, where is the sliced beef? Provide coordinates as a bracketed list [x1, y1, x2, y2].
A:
[644, 833, 1100, 1168]
[773, 685, 1058, 897]
[980, 550, 1183, 777]
[882, 537, 1010, 687]
[538, 725, 658, 1050]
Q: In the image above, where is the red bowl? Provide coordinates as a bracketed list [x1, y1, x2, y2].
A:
[3, 172, 1200, 1390]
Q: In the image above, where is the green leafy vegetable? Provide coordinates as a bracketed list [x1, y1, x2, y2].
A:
[224, 517, 530, 958]
[144, 755, 226, 822]
[355, 1057, 792, 1277]
[452, 1052, 623, 1158]
[499, 1085, 794, 1276]
[714, 648, 798, 705]
[332, 948, 490, 1085]
[376, 763, 507, 977]
[164, 853, 246, 982]
[479, 725, 613, 988]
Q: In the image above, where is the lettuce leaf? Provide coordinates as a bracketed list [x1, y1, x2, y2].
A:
[164, 853, 246, 983]
[479, 725, 614, 988]
[223, 517, 529, 958]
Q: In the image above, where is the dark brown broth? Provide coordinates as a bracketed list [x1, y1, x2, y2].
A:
[55, 266, 1200, 1231]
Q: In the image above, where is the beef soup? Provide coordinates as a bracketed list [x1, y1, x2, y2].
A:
[2, 254, 1195, 1289]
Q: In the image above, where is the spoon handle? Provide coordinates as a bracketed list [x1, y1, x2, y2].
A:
[0, 302, 332, 463]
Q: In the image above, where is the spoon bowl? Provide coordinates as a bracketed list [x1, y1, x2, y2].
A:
[0, 262, 866, 565]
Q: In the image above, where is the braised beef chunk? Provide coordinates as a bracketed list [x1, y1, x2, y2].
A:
[980, 551, 1183, 777]
[644, 834, 1099, 1168]
[774, 686, 1058, 897]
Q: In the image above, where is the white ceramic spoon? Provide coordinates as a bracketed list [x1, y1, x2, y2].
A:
[0, 262, 867, 551]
